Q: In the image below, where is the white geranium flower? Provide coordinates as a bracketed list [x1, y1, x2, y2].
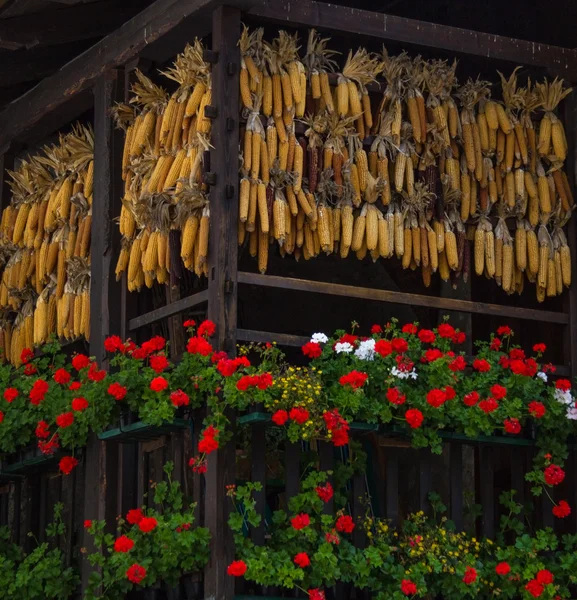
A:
[555, 388, 573, 406]
[355, 339, 376, 361]
[311, 333, 328, 344]
[536, 372, 548, 383]
[567, 406, 577, 420]
[390, 366, 418, 380]
[335, 342, 353, 354]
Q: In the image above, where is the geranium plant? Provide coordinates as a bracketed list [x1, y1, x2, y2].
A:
[83, 461, 210, 599]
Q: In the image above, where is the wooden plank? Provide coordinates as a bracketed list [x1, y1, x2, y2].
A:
[385, 449, 399, 527]
[352, 472, 366, 548]
[479, 446, 495, 539]
[251, 423, 266, 545]
[0, 0, 242, 151]
[418, 450, 432, 515]
[0, 0, 140, 50]
[237, 272, 569, 324]
[450, 445, 463, 531]
[128, 289, 208, 331]
[204, 9, 241, 600]
[285, 442, 300, 502]
[90, 69, 124, 365]
[237, 328, 309, 347]
[248, 0, 577, 75]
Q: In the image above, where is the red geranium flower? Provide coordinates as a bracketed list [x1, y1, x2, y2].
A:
[227, 560, 247, 577]
[138, 517, 157, 533]
[59, 456, 78, 475]
[291, 513, 310, 530]
[490, 337, 502, 351]
[463, 391, 479, 407]
[170, 390, 189, 407]
[504, 418, 521, 434]
[29, 379, 49, 405]
[553, 500, 571, 518]
[198, 320, 216, 338]
[418, 329, 436, 344]
[453, 331, 466, 344]
[308, 589, 325, 600]
[24, 364, 37, 376]
[510, 359, 526, 375]
[126, 564, 147, 584]
[491, 384, 507, 400]
[142, 336, 166, 353]
[71, 397, 89, 412]
[473, 359, 491, 372]
[198, 434, 219, 454]
[556, 379, 571, 392]
[497, 326, 512, 336]
[529, 401, 546, 419]
[126, 508, 144, 525]
[462, 566, 477, 585]
[272, 410, 289, 426]
[386, 387, 406, 405]
[149, 355, 169, 373]
[544, 464, 565, 486]
[479, 398, 499, 413]
[316, 482, 333, 503]
[401, 580, 418, 596]
[402, 324, 418, 335]
[533, 343, 546, 354]
[302, 342, 322, 358]
[524, 358, 538, 377]
[339, 370, 368, 389]
[149, 376, 168, 392]
[69, 382, 82, 391]
[424, 348, 443, 363]
[84, 520, 92, 529]
[187, 336, 213, 356]
[3, 388, 17, 403]
[56, 412, 74, 428]
[437, 324, 455, 339]
[72, 354, 90, 371]
[509, 348, 526, 360]
[289, 407, 310, 425]
[444, 385, 456, 400]
[35, 420, 50, 439]
[392, 338, 408, 353]
[87, 362, 106, 382]
[405, 408, 423, 429]
[371, 324, 383, 334]
[426, 388, 446, 408]
[375, 340, 393, 357]
[525, 580, 544, 598]
[449, 356, 466, 372]
[53, 368, 71, 385]
[536, 570, 554, 585]
[495, 562, 511, 576]
[294, 552, 310, 568]
[325, 530, 340, 545]
[183, 319, 196, 328]
[104, 335, 124, 353]
[20, 348, 34, 364]
[335, 515, 355, 533]
[108, 382, 127, 401]
[114, 535, 134, 553]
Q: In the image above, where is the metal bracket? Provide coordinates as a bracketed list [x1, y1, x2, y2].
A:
[224, 279, 233, 294]
[203, 49, 219, 64]
[204, 105, 218, 119]
[203, 172, 217, 186]
[226, 117, 235, 132]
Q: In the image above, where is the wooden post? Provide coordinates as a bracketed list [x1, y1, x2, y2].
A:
[0, 150, 16, 211]
[82, 70, 124, 592]
[204, 6, 240, 600]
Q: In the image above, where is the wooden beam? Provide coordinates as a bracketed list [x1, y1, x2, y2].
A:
[90, 69, 124, 365]
[0, 150, 15, 211]
[128, 289, 208, 331]
[248, 0, 577, 76]
[237, 272, 570, 324]
[0, 0, 140, 50]
[237, 328, 309, 347]
[0, 0, 255, 151]
[204, 8, 241, 600]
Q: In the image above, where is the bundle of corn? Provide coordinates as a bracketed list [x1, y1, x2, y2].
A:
[114, 39, 212, 289]
[235, 26, 574, 302]
[0, 125, 93, 364]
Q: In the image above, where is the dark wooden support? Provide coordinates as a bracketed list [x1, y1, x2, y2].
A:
[440, 277, 473, 356]
[285, 442, 300, 503]
[128, 289, 208, 331]
[418, 450, 432, 515]
[251, 423, 266, 545]
[237, 272, 569, 324]
[479, 446, 495, 539]
[352, 471, 366, 548]
[319, 442, 334, 515]
[90, 69, 124, 364]
[450, 444, 463, 531]
[385, 449, 399, 527]
[248, 0, 577, 75]
[237, 328, 309, 347]
[204, 7, 241, 600]
[0, 150, 15, 211]
[509, 449, 525, 516]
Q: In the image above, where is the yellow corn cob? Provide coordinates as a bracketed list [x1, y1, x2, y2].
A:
[337, 76, 349, 118]
[394, 152, 407, 192]
[319, 72, 334, 114]
[560, 244, 571, 287]
[198, 207, 210, 265]
[293, 144, 304, 192]
[351, 212, 366, 252]
[401, 227, 412, 269]
[515, 224, 527, 271]
[257, 183, 269, 234]
[240, 68, 253, 109]
[538, 114, 551, 156]
[445, 230, 458, 270]
[251, 131, 262, 180]
[474, 226, 485, 275]
[496, 104, 512, 134]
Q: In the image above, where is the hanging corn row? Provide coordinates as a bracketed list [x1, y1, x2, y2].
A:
[237, 27, 574, 302]
[0, 125, 93, 365]
[113, 39, 212, 291]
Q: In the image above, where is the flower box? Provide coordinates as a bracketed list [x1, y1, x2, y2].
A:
[0, 443, 68, 478]
[237, 411, 379, 433]
[98, 417, 189, 443]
